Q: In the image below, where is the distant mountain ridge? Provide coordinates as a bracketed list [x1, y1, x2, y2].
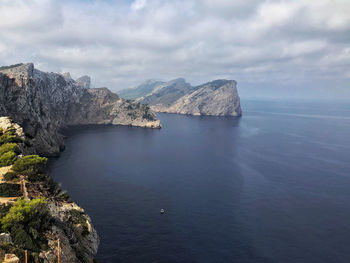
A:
[118, 79, 165, 100]
[119, 78, 242, 117]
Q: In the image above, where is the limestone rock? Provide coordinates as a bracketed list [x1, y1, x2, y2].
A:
[0, 117, 25, 138]
[0, 233, 11, 244]
[3, 254, 19, 263]
[121, 78, 242, 117]
[0, 63, 160, 156]
[37, 201, 99, 263]
[76, 75, 91, 89]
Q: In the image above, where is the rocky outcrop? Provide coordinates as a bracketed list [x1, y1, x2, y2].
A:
[3, 254, 19, 263]
[0, 63, 160, 156]
[76, 75, 91, 89]
[121, 78, 242, 117]
[0, 119, 99, 263]
[39, 202, 99, 263]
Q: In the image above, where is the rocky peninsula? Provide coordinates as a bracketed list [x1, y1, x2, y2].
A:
[119, 78, 242, 117]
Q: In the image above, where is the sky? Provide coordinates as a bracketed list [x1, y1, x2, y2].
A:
[0, 0, 349, 100]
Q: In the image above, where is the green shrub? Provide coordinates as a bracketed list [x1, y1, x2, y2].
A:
[70, 209, 89, 235]
[0, 133, 22, 146]
[27, 173, 45, 182]
[0, 183, 21, 197]
[1, 198, 50, 251]
[12, 155, 47, 176]
[0, 204, 11, 219]
[5, 127, 17, 136]
[0, 151, 17, 167]
[11, 225, 36, 251]
[57, 191, 70, 202]
[3, 172, 18, 182]
[47, 177, 60, 195]
[0, 128, 3, 136]
[0, 143, 20, 156]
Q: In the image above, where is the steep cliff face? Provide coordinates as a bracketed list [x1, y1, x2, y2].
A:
[0, 63, 160, 156]
[0, 117, 99, 263]
[120, 78, 242, 117]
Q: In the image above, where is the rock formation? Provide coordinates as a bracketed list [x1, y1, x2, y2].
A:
[0, 63, 161, 156]
[120, 78, 242, 117]
[0, 117, 99, 263]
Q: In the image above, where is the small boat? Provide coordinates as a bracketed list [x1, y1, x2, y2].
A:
[160, 209, 165, 214]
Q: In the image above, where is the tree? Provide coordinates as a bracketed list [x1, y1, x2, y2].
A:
[1, 198, 50, 251]
[0, 143, 20, 156]
[12, 155, 47, 176]
[0, 151, 17, 167]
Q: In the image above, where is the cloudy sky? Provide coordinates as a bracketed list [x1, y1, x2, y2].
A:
[0, 0, 349, 100]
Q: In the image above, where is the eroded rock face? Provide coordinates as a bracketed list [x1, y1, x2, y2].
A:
[0, 63, 160, 156]
[39, 202, 99, 263]
[121, 78, 242, 117]
[0, 118, 99, 263]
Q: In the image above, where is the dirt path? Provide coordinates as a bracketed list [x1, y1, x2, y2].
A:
[0, 165, 26, 204]
[0, 166, 12, 182]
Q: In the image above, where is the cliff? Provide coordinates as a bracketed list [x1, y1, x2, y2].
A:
[0, 117, 98, 263]
[0, 63, 161, 156]
[120, 78, 242, 117]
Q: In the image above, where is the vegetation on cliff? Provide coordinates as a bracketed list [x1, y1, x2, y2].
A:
[12, 155, 47, 177]
[0, 121, 99, 262]
[1, 198, 50, 251]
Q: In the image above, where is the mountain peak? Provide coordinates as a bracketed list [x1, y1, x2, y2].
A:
[76, 75, 91, 89]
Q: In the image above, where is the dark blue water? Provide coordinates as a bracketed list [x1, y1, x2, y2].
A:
[50, 101, 350, 263]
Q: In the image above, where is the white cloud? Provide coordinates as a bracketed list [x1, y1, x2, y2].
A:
[0, 0, 349, 99]
[131, 0, 147, 11]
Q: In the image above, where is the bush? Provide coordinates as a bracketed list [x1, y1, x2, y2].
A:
[70, 209, 89, 235]
[3, 172, 18, 182]
[0, 204, 11, 219]
[57, 191, 70, 202]
[0, 183, 21, 197]
[0, 143, 20, 156]
[0, 132, 22, 146]
[27, 173, 45, 182]
[12, 155, 47, 176]
[0, 151, 17, 167]
[1, 198, 50, 251]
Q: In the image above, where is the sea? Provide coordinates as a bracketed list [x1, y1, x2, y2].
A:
[49, 100, 350, 263]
